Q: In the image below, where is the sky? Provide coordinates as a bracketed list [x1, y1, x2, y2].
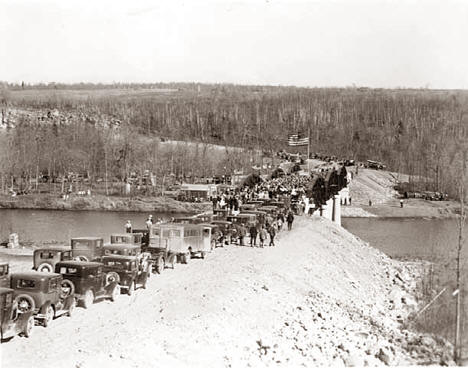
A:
[1, 0, 467, 89]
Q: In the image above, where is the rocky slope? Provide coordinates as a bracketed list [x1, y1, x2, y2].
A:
[2, 216, 453, 367]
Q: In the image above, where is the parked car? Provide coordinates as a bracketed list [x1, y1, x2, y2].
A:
[32, 247, 73, 272]
[0, 263, 10, 287]
[55, 261, 119, 309]
[10, 271, 76, 327]
[70, 237, 104, 262]
[0, 287, 35, 339]
[210, 220, 235, 245]
[101, 255, 149, 295]
[147, 225, 178, 274]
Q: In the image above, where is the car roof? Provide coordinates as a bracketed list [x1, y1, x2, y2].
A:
[0, 263, 9, 267]
[102, 255, 137, 262]
[104, 244, 140, 249]
[35, 246, 70, 252]
[111, 233, 133, 237]
[11, 271, 61, 280]
[0, 287, 13, 295]
[211, 220, 233, 224]
[56, 261, 103, 268]
[71, 237, 103, 241]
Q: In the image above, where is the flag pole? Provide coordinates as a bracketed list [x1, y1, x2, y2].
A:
[307, 124, 311, 173]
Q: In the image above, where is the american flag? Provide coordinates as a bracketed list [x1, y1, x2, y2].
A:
[288, 133, 309, 146]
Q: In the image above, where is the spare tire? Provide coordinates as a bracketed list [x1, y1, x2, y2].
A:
[60, 279, 75, 299]
[15, 294, 36, 313]
[37, 263, 53, 273]
[106, 271, 120, 285]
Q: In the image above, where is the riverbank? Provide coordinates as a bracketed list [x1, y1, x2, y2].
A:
[0, 193, 211, 214]
[2, 216, 454, 367]
[343, 168, 460, 218]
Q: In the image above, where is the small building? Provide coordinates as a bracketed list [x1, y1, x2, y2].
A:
[179, 183, 217, 200]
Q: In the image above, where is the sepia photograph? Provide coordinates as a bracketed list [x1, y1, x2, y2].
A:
[0, 0, 467, 367]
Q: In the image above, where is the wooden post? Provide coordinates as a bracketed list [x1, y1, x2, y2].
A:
[454, 149, 466, 363]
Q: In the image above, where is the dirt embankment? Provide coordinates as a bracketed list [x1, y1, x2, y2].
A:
[342, 168, 459, 218]
[2, 216, 453, 367]
[0, 194, 211, 214]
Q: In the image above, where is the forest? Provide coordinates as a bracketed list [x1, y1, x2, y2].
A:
[0, 83, 467, 198]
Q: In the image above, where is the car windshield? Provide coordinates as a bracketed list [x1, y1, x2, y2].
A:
[17, 279, 36, 289]
[0, 265, 7, 274]
[59, 266, 79, 276]
[104, 261, 130, 269]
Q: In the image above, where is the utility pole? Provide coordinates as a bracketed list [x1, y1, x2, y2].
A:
[454, 149, 466, 364]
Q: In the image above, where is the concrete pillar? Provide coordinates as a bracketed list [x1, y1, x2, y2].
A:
[333, 194, 341, 226]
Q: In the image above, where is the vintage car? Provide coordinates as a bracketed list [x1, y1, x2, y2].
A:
[10, 271, 76, 327]
[240, 210, 267, 225]
[0, 287, 35, 340]
[210, 220, 235, 245]
[32, 246, 73, 272]
[156, 223, 205, 264]
[194, 213, 213, 223]
[147, 225, 177, 274]
[260, 205, 279, 216]
[70, 237, 104, 262]
[101, 255, 149, 295]
[226, 213, 257, 228]
[0, 263, 10, 287]
[239, 204, 257, 211]
[110, 233, 143, 246]
[55, 261, 119, 309]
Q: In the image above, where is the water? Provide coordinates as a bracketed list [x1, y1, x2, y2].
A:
[343, 217, 467, 356]
[342, 217, 468, 264]
[0, 209, 173, 243]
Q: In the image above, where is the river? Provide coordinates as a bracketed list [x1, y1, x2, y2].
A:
[0, 209, 174, 243]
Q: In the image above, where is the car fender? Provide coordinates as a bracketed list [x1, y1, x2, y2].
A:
[104, 281, 119, 295]
[16, 310, 34, 330]
[39, 300, 53, 315]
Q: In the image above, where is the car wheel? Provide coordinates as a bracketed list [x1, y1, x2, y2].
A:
[15, 294, 35, 313]
[82, 290, 94, 309]
[23, 316, 34, 337]
[111, 285, 120, 302]
[43, 305, 54, 327]
[68, 298, 76, 317]
[156, 257, 164, 274]
[37, 263, 53, 272]
[201, 252, 206, 259]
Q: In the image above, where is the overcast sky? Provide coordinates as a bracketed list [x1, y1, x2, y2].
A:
[1, 0, 467, 89]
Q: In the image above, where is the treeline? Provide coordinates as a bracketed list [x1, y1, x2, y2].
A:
[1, 84, 468, 197]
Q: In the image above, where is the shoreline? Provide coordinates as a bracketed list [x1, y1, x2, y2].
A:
[0, 193, 211, 214]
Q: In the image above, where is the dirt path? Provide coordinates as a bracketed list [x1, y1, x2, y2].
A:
[343, 168, 459, 218]
[1, 217, 453, 367]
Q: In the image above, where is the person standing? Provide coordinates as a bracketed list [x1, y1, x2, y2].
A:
[268, 225, 276, 246]
[145, 215, 153, 229]
[238, 224, 246, 246]
[125, 220, 132, 233]
[286, 211, 294, 231]
[249, 224, 258, 247]
[259, 226, 267, 248]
